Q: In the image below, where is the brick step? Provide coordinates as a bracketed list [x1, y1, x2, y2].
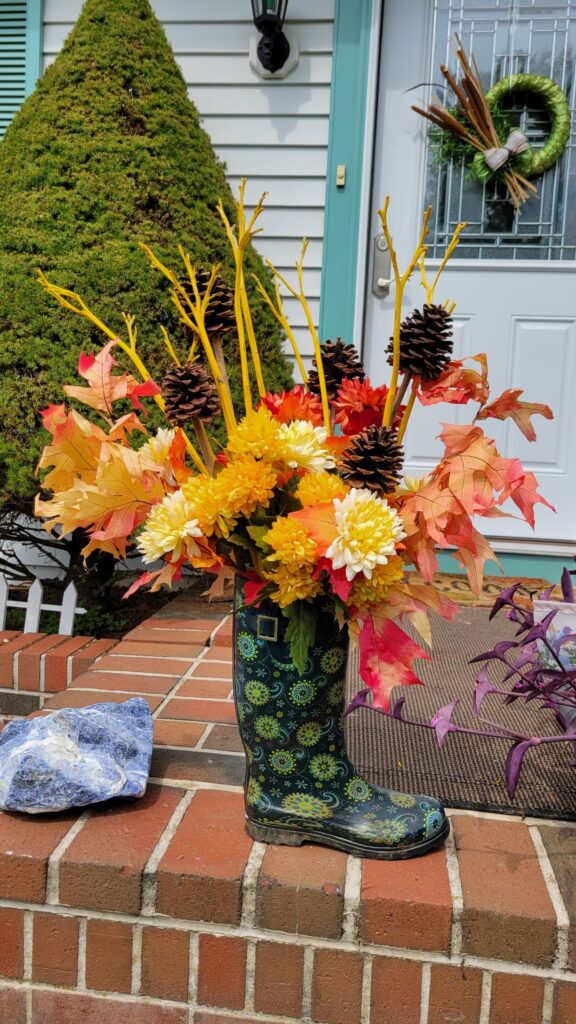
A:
[0, 604, 575, 1022]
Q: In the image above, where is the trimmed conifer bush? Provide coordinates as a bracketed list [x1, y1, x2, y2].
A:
[0, 0, 292, 511]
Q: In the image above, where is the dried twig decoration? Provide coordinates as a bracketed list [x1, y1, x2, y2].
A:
[412, 36, 538, 210]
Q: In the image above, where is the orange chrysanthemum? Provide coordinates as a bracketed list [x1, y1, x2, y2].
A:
[346, 556, 405, 613]
[265, 517, 317, 566]
[262, 386, 324, 427]
[333, 378, 401, 435]
[221, 455, 277, 518]
[296, 471, 349, 507]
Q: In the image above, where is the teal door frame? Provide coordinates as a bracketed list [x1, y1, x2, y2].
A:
[25, 0, 44, 95]
[319, 0, 375, 345]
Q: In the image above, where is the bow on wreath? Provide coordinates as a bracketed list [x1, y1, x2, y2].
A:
[483, 127, 529, 172]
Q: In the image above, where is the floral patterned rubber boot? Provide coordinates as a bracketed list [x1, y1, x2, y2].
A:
[233, 586, 449, 860]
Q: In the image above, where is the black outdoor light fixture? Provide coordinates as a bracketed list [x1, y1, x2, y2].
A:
[250, 0, 292, 75]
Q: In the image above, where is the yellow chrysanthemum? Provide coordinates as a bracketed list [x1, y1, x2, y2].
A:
[182, 474, 237, 538]
[227, 406, 282, 461]
[276, 419, 335, 472]
[347, 556, 404, 613]
[265, 517, 317, 566]
[219, 456, 277, 518]
[326, 487, 406, 581]
[137, 490, 202, 564]
[265, 564, 322, 608]
[296, 471, 349, 507]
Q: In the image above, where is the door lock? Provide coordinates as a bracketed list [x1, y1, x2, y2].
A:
[372, 234, 392, 297]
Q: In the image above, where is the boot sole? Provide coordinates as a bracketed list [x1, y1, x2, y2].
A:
[245, 816, 450, 860]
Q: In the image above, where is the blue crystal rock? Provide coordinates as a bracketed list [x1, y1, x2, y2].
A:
[0, 698, 153, 813]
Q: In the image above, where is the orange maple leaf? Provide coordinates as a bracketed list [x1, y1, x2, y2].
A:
[476, 388, 553, 442]
[64, 340, 160, 416]
[37, 408, 106, 492]
[359, 614, 429, 710]
[418, 354, 489, 407]
[290, 501, 337, 555]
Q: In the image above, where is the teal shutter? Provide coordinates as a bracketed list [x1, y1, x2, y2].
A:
[0, 0, 43, 138]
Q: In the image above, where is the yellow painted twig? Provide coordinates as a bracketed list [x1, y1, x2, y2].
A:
[253, 275, 309, 387]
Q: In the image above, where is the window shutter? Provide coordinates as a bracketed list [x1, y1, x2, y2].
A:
[0, 0, 43, 138]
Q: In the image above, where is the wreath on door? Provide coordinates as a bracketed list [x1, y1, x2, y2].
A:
[412, 37, 571, 210]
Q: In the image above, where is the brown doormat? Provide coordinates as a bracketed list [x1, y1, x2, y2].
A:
[345, 606, 576, 821]
[433, 572, 555, 608]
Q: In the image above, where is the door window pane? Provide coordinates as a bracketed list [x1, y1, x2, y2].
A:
[424, 0, 576, 259]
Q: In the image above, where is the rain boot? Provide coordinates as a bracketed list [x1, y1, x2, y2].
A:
[233, 582, 449, 859]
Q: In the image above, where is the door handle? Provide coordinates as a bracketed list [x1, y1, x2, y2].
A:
[372, 234, 392, 298]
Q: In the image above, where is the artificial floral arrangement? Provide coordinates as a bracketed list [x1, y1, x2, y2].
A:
[412, 36, 571, 209]
[352, 567, 576, 802]
[34, 181, 553, 716]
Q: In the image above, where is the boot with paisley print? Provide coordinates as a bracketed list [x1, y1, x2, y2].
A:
[233, 583, 449, 860]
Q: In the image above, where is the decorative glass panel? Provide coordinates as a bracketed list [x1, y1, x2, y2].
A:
[424, 0, 576, 259]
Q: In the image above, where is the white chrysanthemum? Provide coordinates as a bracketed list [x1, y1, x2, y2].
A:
[403, 473, 432, 493]
[137, 490, 202, 564]
[325, 488, 406, 581]
[276, 419, 335, 472]
[140, 428, 176, 465]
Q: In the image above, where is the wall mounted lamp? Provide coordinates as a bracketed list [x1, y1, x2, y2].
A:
[249, 1, 299, 79]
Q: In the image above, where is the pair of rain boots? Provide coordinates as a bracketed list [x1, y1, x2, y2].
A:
[233, 589, 448, 859]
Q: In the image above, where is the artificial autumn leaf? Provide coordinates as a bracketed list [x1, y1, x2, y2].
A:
[451, 527, 499, 596]
[124, 561, 184, 599]
[203, 564, 235, 600]
[108, 412, 148, 443]
[87, 444, 165, 540]
[476, 388, 553, 442]
[418, 354, 489, 407]
[64, 339, 160, 416]
[436, 424, 525, 514]
[504, 469, 555, 528]
[290, 502, 337, 555]
[358, 614, 429, 710]
[37, 407, 106, 492]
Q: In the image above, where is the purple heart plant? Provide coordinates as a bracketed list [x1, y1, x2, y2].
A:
[346, 566, 576, 799]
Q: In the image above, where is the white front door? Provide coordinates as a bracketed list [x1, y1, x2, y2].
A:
[363, 0, 576, 546]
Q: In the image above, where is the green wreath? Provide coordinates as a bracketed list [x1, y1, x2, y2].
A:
[469, 73, 571, 183]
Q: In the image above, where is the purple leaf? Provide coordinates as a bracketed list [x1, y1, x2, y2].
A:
[505, 739, 538, 799]
[431, 701, 459, 749]
[489, 582, 522, 620]
[474, 670, 498, 714]
[538, 585, 555, 600]
[522, 610, 558, 644]
[344, 688, 372, 717]
[561, 567, 575, 604]
[392, 695, 407, 720]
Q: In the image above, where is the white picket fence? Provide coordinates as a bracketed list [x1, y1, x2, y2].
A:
[0, 574, 86, 635]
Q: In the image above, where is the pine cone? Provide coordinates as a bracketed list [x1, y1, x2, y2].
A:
[308, 338, 365, 399]
[179, 269, 235, 339]
[162, 363, 221, 425]
[387, 304, 453, 381]
[339, 425, 404, 496]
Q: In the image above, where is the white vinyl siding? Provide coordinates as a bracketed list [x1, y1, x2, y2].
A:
[42, 0, 335, 376]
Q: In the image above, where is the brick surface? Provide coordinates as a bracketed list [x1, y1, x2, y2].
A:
[73, 670, 176, 694]
[453, 815, 556, 965]
[0, 690, 40, 716]
[0, 907, 24, 978]
[311, 948, 364, 1024]
[539, 826, 576, 968]
[153, 720, 207, 748]
[70, 638, 117, 680]
[194, 1017, 261, 1024]
[489, 972, 545, 1024]
[202, 648, 232, 663]
[0, 986, 26, 1024]
[32, 912, 79, 986]
[18, 634, 70, 691]
[157, 789, 252, 924]
[209, 724, 243, 752]
[197, 934, 247, 1010]
[178, 677, 232, 699]
[85, 919, 133, 994]
[31, 991, 188, 1024]
[256, 843, 346, 939]
[114, 640, 204, 660]
[0, 632, 43, 687]
[59, 784, 183, 913]
[95, 654, 190, 677]
[361, 848, 452, 952]
[44, 689, 162, 712]
[141, 926, 189, 1002]
[370, 956, 422, 1024]
[157, 697, 237, 724]
[43, 636, 95, 693]
[191, 661, 233, 679]
[254, 941, 304, 1018]
[553, 981, 576, 1023]
[428, 964, 483, 1024]
[0, 810, 78, 902]
[150, 747, 245, 786]
[124, 627, 207, 649]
